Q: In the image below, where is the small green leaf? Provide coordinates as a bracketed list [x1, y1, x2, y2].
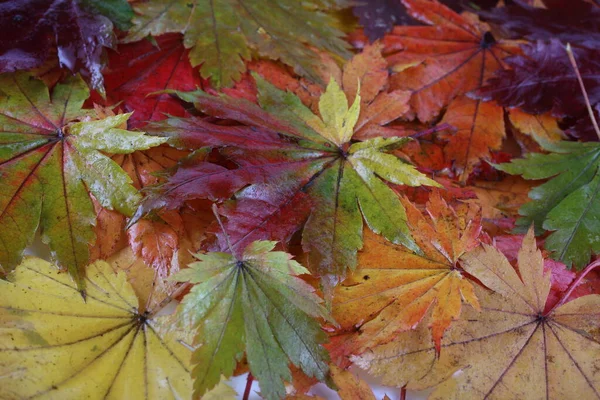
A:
[172, 241, 331, 400]
[497, 140, 600, 268]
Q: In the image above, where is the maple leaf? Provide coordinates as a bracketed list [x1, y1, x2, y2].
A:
[477, 0, 600, 49]
[123, 0, 352, 89]
[172, 240, 331, 400]
[0, 73, 166, 288]
[353, 0, 418, 42]
[135, 74, 438, 283]
[497, 140, 600, 269]
[0, 257, 194, 399]
[507, 107, 565, 144]
[0, 0, 117, 94]
[99, 34, 204, 128]
[475, 40, 600, 118]
[333, 191, 482, 356]
[383, 0, 519, 122]
[117, 146, 190, 276]
[469, 175, 532, 221]
[353, 228, 600, 399]
[438, 95, 505, 180]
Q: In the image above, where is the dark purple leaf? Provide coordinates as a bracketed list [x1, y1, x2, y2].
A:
[354, 0, 498, 41]
[474, 40, 600, 118]
[477, 0, 600, 49]
[0, 0, 115, 94]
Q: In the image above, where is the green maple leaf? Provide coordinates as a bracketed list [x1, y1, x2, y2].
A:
[123, 0, 351, 88]
[0, 72, 166, 288]
[497, 140, 600, 269]
[172, 240, 332, 400]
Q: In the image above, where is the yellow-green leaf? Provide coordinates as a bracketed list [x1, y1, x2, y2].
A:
[0, 257, 193, 399]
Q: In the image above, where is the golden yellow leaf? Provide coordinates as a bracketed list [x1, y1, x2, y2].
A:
[353, 228, 600, 398]
[508, 108, 565, 144]
[0, 257, 193, 399]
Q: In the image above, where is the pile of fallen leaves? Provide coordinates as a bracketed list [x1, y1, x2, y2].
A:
[1, 0, 600, 399]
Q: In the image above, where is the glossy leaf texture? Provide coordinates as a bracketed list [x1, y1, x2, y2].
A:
[123, 0, 352, 89]
[332, 191, 482, 357]
[135, 72, 438, 284]
[497, 140, 600, 269]
[0, 73, 166, 288]
[0, 257, 193, 399]
[353, 228, 600, 398]
[99, 34, 204, 128]
[172, 241, 331, 400]
[0, 0, 117, 94]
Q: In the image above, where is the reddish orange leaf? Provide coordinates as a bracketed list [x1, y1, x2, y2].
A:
[438, 96, 505, 180]
[383, 0, 519, 122]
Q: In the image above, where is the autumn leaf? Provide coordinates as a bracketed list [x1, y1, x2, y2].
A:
[135, 74, 438, 284]
[507, 108, 565, 144]
[476, 40, 600, 119]
[477, 0, 600, 49]
[352, 0, 417, 42]
[172, 240, 331, 400]
[383, 0, 519, 122]
[114, 145, 191, 276]
[353, 228, 600, 399]
[469, 175, 532, 221]
[438, 96, 505, 180]
[123, 0, 352, 89]
[0, 0, 118, 94]
[99, 34, 204, 128]
[0, 257, 193, 399]
[497, 140, 600, 268]
[0, 73, 166, 288]
[333, 190, 482, 356]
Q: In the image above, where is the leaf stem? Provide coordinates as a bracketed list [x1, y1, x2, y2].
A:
[550, 258, 600, 312]
[243, 373, 254, 400]
[146, 282, 192, 320]
[565, 43, 600, 141]
[410, 122, 454, 139]
[212, 203, 235, 255]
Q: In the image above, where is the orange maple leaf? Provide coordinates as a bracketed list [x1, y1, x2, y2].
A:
[384, 0, 520, 122]
[332, 190, 482, 357]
